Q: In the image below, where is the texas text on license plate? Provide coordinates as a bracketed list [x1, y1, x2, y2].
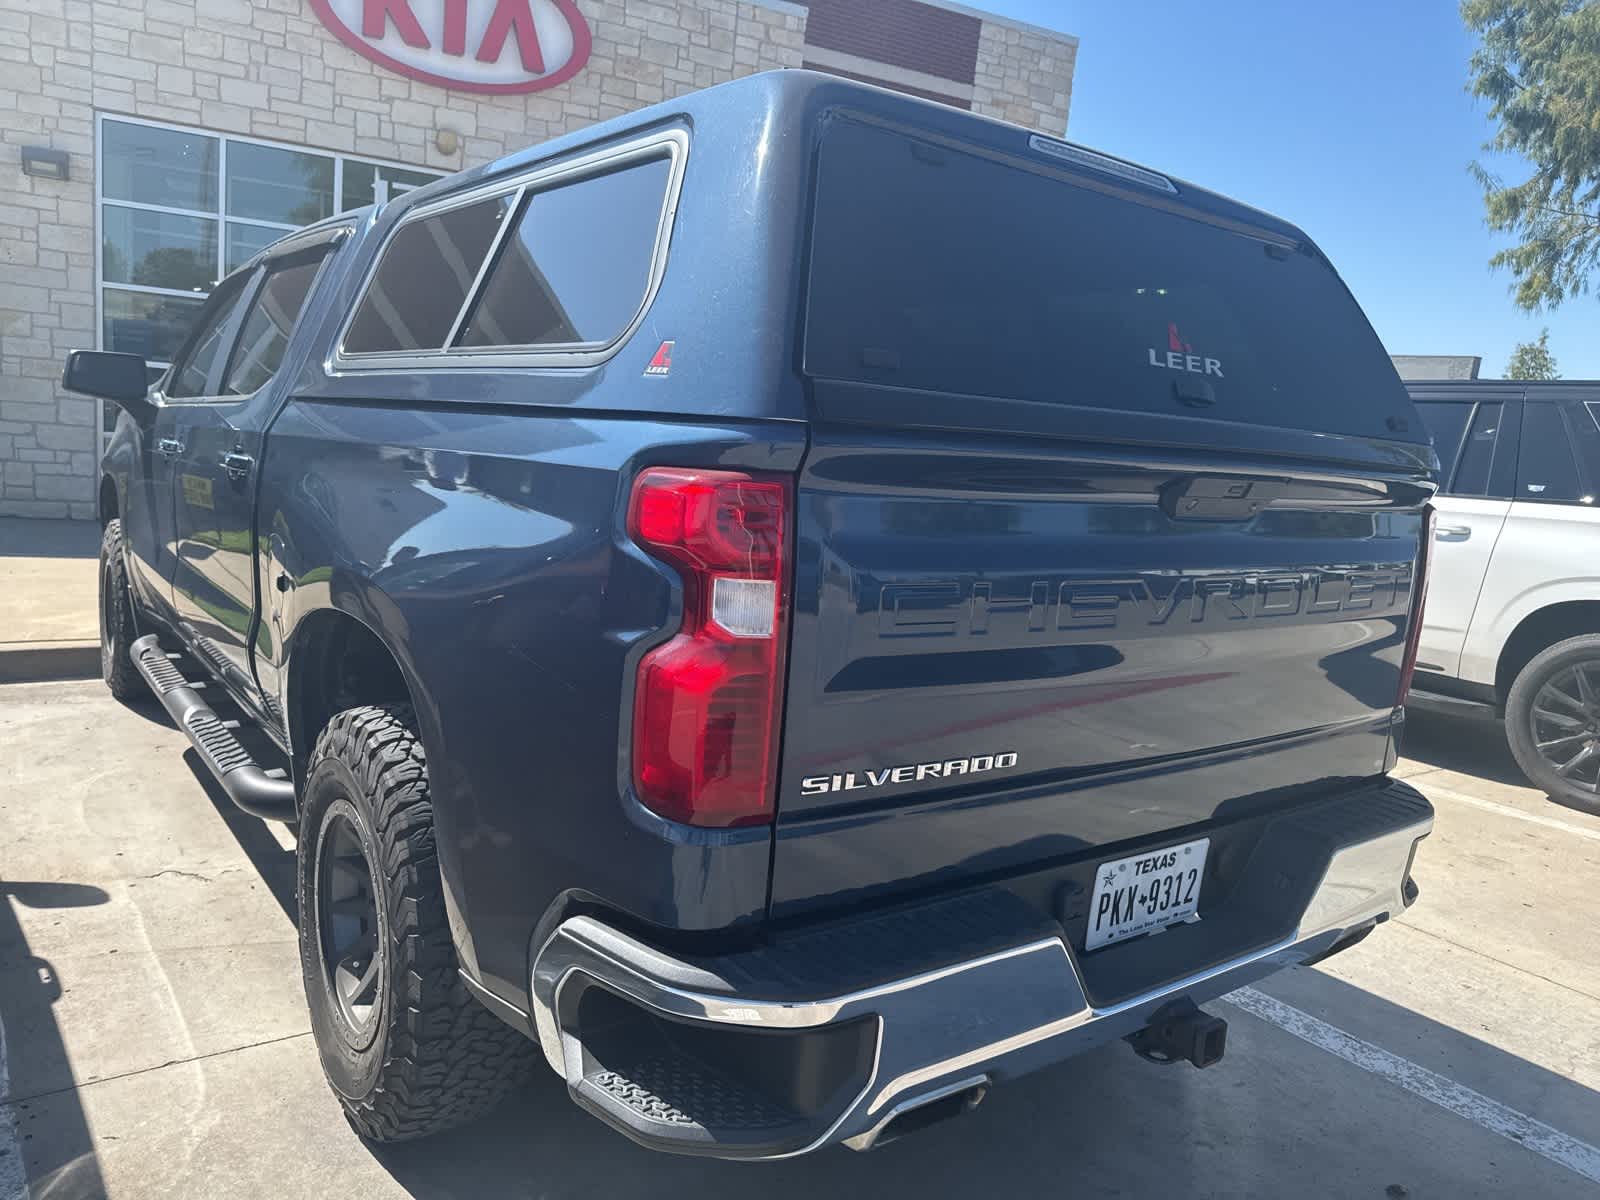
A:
[1085, 837, 1209, 951]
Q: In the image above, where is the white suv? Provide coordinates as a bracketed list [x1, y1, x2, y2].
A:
[1407, 381, 1600, 806]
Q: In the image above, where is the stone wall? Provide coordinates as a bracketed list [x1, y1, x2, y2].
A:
[0, 0, 805, 519]
[1, 5, 97, 519]
[970, 15, 1075, 134]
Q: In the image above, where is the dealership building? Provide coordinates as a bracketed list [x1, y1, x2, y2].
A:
[0, 0, 1077, 519]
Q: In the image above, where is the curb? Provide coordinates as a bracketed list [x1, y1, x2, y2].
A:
[0, 641, 101, 684]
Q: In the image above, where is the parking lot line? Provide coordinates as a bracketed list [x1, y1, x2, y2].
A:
[1225, 986, 1600, 1187]
[1414, 779, 1600, 842]
[1, 1010, 30, 1200]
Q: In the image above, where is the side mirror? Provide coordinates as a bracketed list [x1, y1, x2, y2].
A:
[61, 350, 156, 423]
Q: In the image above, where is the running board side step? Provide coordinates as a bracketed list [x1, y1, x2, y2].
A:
[130, 633, 296, 821]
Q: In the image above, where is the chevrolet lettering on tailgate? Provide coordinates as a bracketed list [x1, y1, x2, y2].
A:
[877, 567, 1414, 639]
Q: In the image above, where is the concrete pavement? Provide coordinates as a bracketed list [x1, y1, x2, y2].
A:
[0, 684, 1596, 1198]
[0, 520, 100, 684]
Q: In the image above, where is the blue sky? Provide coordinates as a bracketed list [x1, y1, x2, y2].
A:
[980, 0, 1597, 379]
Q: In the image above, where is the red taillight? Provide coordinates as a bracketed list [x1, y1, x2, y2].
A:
[1397, 504, 1435, 704]
[627, 468, 790, 827]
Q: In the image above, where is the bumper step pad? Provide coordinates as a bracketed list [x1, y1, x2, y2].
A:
[130, 634, 295, 821]
[556, 975, 874, 1157]
[588, 1055, 795, 1133]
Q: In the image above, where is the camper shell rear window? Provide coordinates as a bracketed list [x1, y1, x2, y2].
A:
[804, 119, 1421, 444]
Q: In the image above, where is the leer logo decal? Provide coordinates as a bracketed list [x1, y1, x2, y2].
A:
[310, 0, 592, 95]
[644, 340, 674, 377]
[1147, 321, 1223, 377]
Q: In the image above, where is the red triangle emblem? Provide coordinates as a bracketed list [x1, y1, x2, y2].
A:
[645, 340, 674, 376]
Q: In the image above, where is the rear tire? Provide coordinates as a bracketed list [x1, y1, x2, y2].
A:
[296, 704, 536, 1141]
[1504, 633, 1600, 810]
[99, 519, 144, 701]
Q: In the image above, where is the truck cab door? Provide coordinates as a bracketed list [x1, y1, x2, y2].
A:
[170, 240, 341, 710]
[1411, 393, 1519, 682]
[142, 273, 256, 626]
[1459, 395, 1600, 685]
[124, 395, 182, 623]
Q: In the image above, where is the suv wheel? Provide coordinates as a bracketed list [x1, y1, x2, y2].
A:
[99, 519, 145, 700]
[297, 704, 536, 1141]
[1504, 634, 1600, 809]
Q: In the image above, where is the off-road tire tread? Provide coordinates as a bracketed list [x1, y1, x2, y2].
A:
[307, 704, 535, 1141]
[100, 519, 144, 700]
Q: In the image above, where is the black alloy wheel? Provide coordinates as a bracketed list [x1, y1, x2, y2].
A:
[1527, 663, 1600, 792]
[315, 806, 383, 1045]
[1504, 633, 1600, 810]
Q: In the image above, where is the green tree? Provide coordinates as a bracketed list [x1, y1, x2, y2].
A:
[1505, 328, 1562, 378]
[1463, 0, 1600, 310]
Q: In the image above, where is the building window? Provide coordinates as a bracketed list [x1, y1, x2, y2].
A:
[96, 114, 444, 436]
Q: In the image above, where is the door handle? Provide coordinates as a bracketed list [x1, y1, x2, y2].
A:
[221, 451, 254, 480]
[1435, 524, 1472, 541]
[156, 437, 183, 457]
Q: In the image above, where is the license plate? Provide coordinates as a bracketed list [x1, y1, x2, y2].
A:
[1085, 837, 1209, 951]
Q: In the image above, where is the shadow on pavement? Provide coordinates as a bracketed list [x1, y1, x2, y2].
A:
[182, 748, 298, 923]
[1404, 708, 1600, 816]
[359, 964, 1600, 1200]
[0, 877, 110, 1200]
[1401, 708, 1527, 787]
[0, 518, 100, 560]
[118, 673, 299, 922]
[114, 691, 176, 730]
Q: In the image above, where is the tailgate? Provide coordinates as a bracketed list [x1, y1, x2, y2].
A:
[771, 435, 1428, 917]
[768, 113, 1433, 920]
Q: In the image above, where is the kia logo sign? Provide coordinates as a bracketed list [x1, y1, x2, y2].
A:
[310, 0, 592, 94]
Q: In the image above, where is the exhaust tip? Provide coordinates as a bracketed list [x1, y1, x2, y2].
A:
[850, 1078, 990, 1151]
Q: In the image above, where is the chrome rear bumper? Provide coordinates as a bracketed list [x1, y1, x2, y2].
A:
[530, 782, 1432, 1159]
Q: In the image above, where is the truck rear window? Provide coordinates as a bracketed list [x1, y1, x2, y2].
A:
[804, 120, 1419, 443]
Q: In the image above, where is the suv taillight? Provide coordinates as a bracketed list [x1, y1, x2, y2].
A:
[1397, 504, 1435, 705]
[627, 468, 791, 827]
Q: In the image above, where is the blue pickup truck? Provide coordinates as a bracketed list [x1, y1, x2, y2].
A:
[67, 71, 1436, 1159]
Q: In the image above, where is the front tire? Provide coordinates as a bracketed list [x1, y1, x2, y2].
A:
[1504, 634, 1600, 810]
[296, 704, 535, 1141]
[99, 519, 144, 700]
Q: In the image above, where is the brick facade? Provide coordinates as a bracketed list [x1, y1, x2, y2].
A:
[803, 0, 981, 85]
[0, 0, 1075, 518]
[801, 0, 1074, 130]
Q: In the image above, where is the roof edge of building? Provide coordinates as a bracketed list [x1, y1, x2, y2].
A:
[1389, 354, 1483, 381]
[775, 0, 1078, 45]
